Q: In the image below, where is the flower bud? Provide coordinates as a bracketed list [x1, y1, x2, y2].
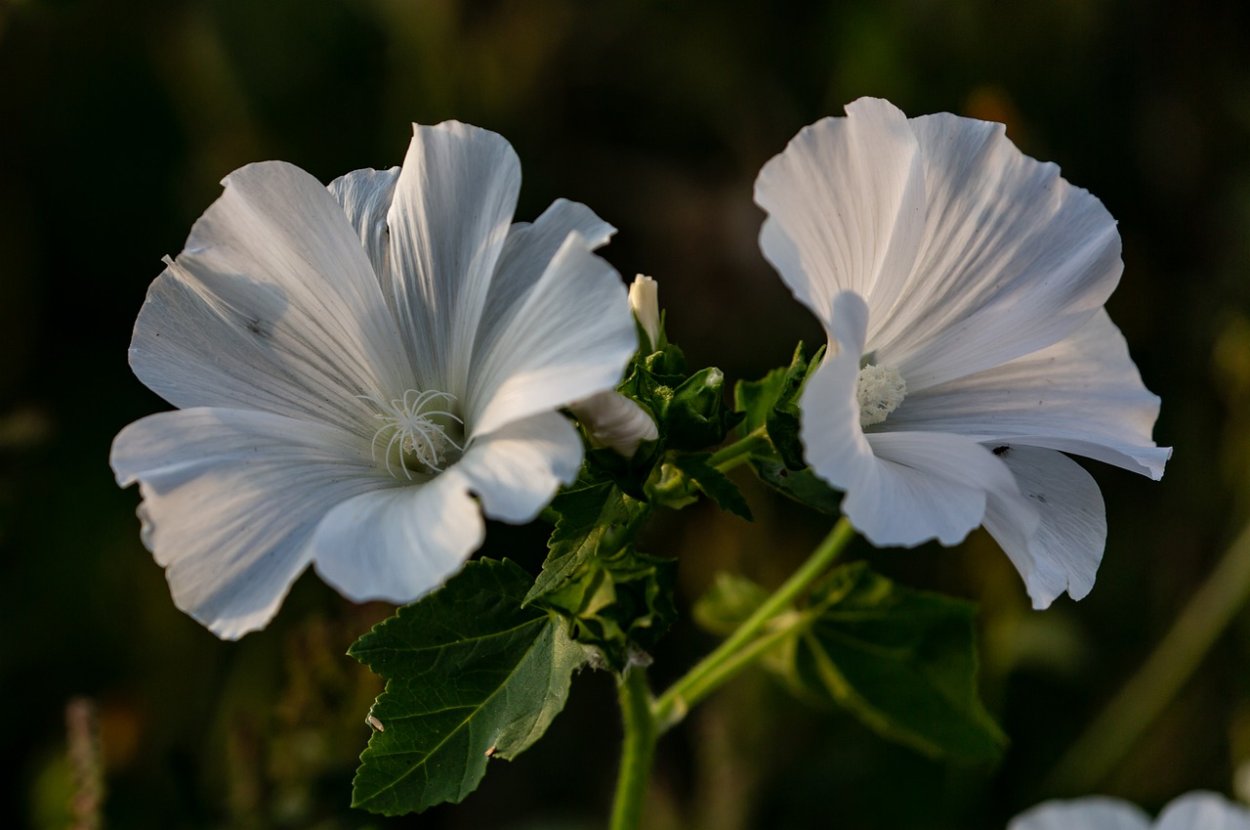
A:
[629, 274, 661, 351]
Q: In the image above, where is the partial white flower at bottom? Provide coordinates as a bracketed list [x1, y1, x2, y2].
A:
[1009, 792, 1250, 830]
[110, 122, 637, 639]
[755, 97, 1170, 608]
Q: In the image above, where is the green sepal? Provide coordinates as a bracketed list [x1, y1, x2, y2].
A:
[348, 559, 590, 815]
[790, 563, 1007, 763]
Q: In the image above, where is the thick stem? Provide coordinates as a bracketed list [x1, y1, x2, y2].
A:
[652, 517, 856, 731]
[609, 666, 658, 830]
[1043, 518, 1250, 793]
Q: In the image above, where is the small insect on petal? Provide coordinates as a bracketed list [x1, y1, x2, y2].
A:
[366, 714, 385, 732]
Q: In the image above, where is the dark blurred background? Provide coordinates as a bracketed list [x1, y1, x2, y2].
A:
[3, 0, 1250, 827]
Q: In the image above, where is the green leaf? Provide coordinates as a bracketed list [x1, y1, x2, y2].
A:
[734, 366, 787, 435]
[668, 453, 753, 520]
[767, 343, 822, 469]
[524, 483, 644, 605]
[733, 343, 843, 514]
[791, 563, 1006, 762]
[525, 484, 673, 669]
[751, 460, 842, 516]
[349, 559, 589, 815]
[692, 572, 768, 636]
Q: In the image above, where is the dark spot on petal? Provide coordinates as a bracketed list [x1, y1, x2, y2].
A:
[992, 445, 1010, 456]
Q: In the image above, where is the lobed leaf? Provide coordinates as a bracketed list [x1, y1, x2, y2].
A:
[349, 559, 589, 815]
[792, 563, 1006, 763]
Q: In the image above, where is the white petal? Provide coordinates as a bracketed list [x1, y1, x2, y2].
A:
[1157, 792, 1250, 830]
[982, 446, 1107, 608]
[308, 470, 484, 604]
[466, 232, 636, 438]
[569, 391, 659, 458]
[872, 110, 1122, 386]
[798, 292, 876, 492]
[327, 166, 400, 289]
[455, 411, 583, 523]
[1008, 797, 1151, 830]
[862, 430, 1035, 547]
[130, 161, 410, 431]
[473, 198, 616, 368]
[755, 97, 926, 330]
[799, 292, 1035, 547]
[886, 310, 1168, 479]
[110, 407, 387, 639]
[386, 121, 521, 393]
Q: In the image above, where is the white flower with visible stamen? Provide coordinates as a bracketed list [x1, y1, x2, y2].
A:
[1010, 792, 1250, 830]
[360, 389, 464, 478]
[110, 122, 637, 639]
[755, 97, 1170, 608]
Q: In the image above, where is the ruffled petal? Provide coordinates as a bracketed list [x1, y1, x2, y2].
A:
[473, 198, 615, 367]
[308, 469, 484, 605]
[1157, 792, 1250, 830]
[799, 292, 1035, 547]
[466, 232, 636, 438]
[109, 407, 387, 639]
[386, 121, 521, 394]
[982, 446, 1107, 608]
[327, 166, 400, 291]
[755, 97, 926, 333]
[872, 110, 1122, 386]
[1008, 797, 1151, 830]
[454, 411, 583, 523]
[885, 310, 1168, 479]
[130, 162, 410, 432]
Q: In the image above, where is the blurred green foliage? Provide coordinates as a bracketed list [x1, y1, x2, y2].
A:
[2, 0, 1250, 827]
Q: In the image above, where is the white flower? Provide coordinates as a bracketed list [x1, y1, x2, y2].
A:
[628, 274, 661, 350]
[755, 97, 1170, 608]
[1009, 792, 1250, 830]
[110, 122, 637, 639]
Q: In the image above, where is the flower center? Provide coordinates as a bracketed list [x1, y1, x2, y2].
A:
[360, 389, 465, 480]
[856, 363, 906, 428]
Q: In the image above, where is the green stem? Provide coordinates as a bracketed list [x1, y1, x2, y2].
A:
[708, 426, 770, 472]
[1043, 517, 1250, 794]
[610, 666, 658, 830]
[652, 517, 856, 731]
